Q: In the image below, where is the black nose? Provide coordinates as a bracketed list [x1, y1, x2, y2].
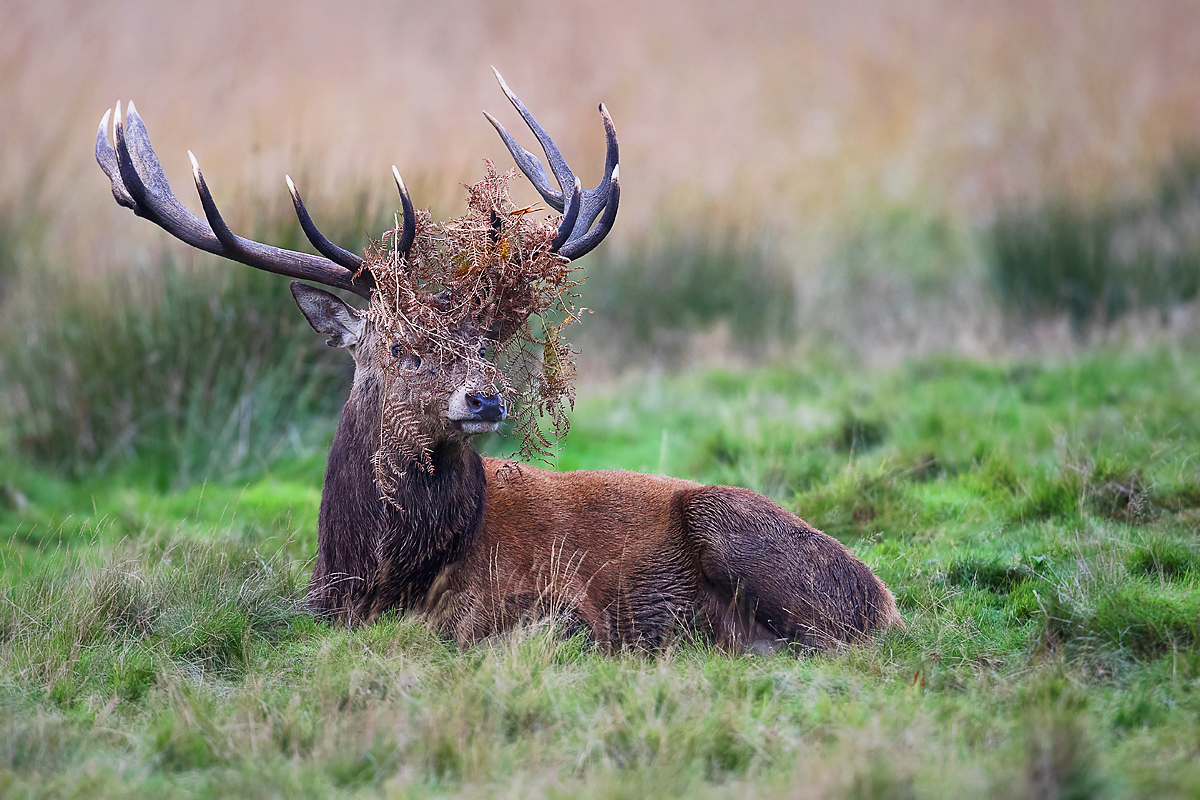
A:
[465, 392, 506, 422]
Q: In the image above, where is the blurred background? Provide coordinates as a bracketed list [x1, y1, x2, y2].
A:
[3, 0, 1200, 486]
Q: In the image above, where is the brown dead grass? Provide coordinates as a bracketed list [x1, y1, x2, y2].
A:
[4, 0, 1200, 275]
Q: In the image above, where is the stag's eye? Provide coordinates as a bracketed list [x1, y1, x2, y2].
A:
[478, 347, 487, 359]
[390, 344, 421, 371]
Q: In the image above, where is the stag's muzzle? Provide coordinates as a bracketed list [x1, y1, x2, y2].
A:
[466, 393, 505, 423]
[449, 388, 506, 434]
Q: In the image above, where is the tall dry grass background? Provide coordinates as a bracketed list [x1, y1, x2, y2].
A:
[4, 0, 1200, 479]
[6, 0, 1200, 261]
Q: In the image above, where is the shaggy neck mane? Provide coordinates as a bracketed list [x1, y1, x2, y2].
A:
[308, 371, 487, 622]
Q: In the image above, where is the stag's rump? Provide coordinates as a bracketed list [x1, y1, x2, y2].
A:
[682, 485, 903, 649]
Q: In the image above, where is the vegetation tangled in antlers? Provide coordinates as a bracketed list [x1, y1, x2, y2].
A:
[368, 164, 585, 498]
[95, 67, 619, 507]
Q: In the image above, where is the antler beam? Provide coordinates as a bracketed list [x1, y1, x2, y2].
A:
[96, 102, 377, 298]
[97, 75, 611, 299]
[484, 68, 621, 260]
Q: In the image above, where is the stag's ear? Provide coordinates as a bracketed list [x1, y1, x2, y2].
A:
[290, 282, 365, 348]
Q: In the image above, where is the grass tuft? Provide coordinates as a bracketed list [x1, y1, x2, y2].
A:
[0, 536, 307, 705]
[836, 410, 888, 453]
[946, 557, 1033, 595]
[1042, 577, 1200, 660]
[1125, 534, 1199, 581]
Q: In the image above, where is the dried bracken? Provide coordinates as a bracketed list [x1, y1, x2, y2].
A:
[95, 70, 617, 507]
[366, 164, 585, 495]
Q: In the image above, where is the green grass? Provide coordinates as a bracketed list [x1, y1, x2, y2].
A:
[0, 199, 383, 490]
[2, 343, 1200, 797]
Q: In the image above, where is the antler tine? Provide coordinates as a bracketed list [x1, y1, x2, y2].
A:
[391, 166, 417, 259]
[486, 68, 620, 258]
[482, 110, 563, 212]
[114, 103, 217, 248]
[97, 102, 372, 299]
[550, 178, 582, 254]
[587, 103, 620, 225]
[487, 67, 571, 208]
[285, 176, 366, 273]
[96, 107, 135, 211]
[559, 166, 619, 260]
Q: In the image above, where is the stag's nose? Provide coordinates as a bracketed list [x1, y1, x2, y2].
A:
[465, 392, 506, 422]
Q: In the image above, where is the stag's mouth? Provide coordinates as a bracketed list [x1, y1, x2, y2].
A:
[457, 420, 503, 435]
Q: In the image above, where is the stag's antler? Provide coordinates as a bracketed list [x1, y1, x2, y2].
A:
[96, 102, 418, 299]
[485, 67, 620, 260]
[96, 73, 618, 298]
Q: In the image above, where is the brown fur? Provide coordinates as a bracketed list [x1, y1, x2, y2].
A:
[430, 459, 903, 650]
[306, 331, 902, 650]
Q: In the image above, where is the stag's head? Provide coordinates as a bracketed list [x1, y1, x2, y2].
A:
[96, 69, 619, 489]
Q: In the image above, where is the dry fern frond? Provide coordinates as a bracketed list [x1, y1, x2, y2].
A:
[363, 164, 587, 497]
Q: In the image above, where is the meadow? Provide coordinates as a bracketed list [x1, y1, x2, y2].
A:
[4, 1, 1200, 797]
[1, 340, 1199, 797]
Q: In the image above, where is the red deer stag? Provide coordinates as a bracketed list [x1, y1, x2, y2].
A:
[96, 70, 901, 651]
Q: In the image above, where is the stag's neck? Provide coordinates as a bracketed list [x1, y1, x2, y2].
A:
[310, 373, 487, 621]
